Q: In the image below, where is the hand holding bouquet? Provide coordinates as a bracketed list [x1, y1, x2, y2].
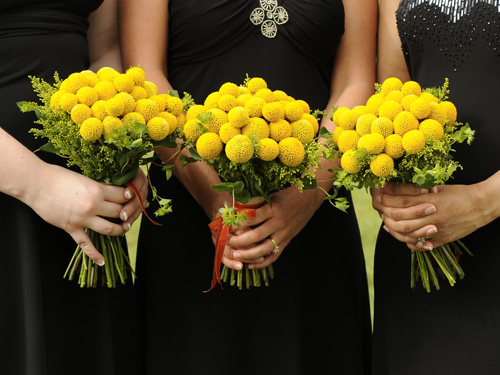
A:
[325, 77, 475, 292]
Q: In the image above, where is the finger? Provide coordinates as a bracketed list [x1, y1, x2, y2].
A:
[86, 216, 126, 237]
[248, 253, 279, 269]
[70, 230, 105, 265]
[221, 255, 244, 271]
[238, 204, 272, 228]
[384, 182, 428, 196]
[383, 224, 436, 249]
[228, 223, 274, 248]
[382, 214, 431, 235]
[382, 203, 436, 222]
[102, 184, 129, 204]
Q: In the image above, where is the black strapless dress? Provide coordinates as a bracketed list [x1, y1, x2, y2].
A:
[372, 1, 500, 374]
[135, 1, 372, 374]
[0, 1, 142, 374]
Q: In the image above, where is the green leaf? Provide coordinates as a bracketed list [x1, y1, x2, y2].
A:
[179, 154, 198, 167]
[155, 139, 178, 148]
[211, 181, 245, 193]
[39, 142, 60, 155]
[112, 163, 139, 186]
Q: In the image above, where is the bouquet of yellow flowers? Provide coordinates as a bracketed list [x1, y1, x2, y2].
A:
[325, 77, 475, 292]
[181, 77, 323, 290]
[18, 66, 191, 287]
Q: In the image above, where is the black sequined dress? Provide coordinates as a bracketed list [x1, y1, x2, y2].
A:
[372, 1, 500, 374]
[135, 1, 372, 374]
[0, 1, 142, 374]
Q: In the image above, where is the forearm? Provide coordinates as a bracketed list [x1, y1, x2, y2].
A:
[476, 170, 500, 226]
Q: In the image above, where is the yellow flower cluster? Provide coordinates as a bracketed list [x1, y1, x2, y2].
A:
[191, 77, 318, 167]
[51, 66, 184, 142]
[335, 77, 458, 178]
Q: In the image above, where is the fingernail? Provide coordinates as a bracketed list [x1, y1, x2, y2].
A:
[431, 186, 438, 193]
[423, 245, 433, 250]
[125, 222, 131, 232]
[424, 206, 436, 216]
[426, 228, 437, 236]
[235, 263, 242, 270]
[420, 189, 429, 194]
[122, 211, 128, 221]
[97, 259, 105, 266]
[383, 225, 389, 233]
[233, 252, 241, 260]
[125, 189, 132, 199]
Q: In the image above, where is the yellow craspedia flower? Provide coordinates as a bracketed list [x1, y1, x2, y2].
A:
[302, 113, 319, 135]
[125, 67, 147, 87]
[59, 80, 69, 92]
[378, 100, 403, 121]
[80, 70, 99, 87]
[218, 82, 240, 97]
[186, 104, 206, 121]
[196, 132, 223, 160]
[183, 119, 202, 142]
[123, 111, 146, 125]
[337, 129, 361, 153]
[295, 99, 310, 114]
[130, 85, 148, 101]
[219, 122, 242, 143]
[285, 101, 305, 122]
[79, 117, 103, 141]
[356, 113, 377, 136]
[149, 94, 168, 112]
[113, 73, 135, 93]
[254, 88, 276, 103]
[402, 129, 426, 154]
[147, 116, 170, 141]
[165, 96, 184, 116]
[206, 108, 229, 133]
[244, 96, 266, 118]
[70, 103, 92, 124]
[228, 106, 250, 128]
[290, 119, 315, 144]
[337, 109, 358, 130]
[116, 92, 136, 114]
[332, 106, 350, 125]
[384, 134, 404, 159]
[247, 77, 267, 94]
[370, 153, 394, 177]
[218, 94, 239, 112]
[91, 100, 108, 121]
[401, 94, 419, 112]
[158, 111, 178, 135]
[385, 90, 405, 103]
[401, 81, 421, 96]
[257, 138, 279, 161]
[225, 134, 254, 163]
[262, 101, 285, 122]
[105, 96, 125, 117]
[409, 97, 432, 119]
[76, 86, 98, 107]
[341, 149, 361, 174]
[242, 117, 270, 140]
[371, 117, 394, 138]
[332, 126, 344, 146]
[419, 118, 444, 140]
[59, 92, 78, 111]
[49, 90, 64, 109]
[428, 102, 447, 125]
[269, 119, 292, 142]
[94, 80, 117, 101]
[439, 101, 458, 125]
[136, 98, 160, 122]
[237, 93, 252, 105]
[144, 81, 158, 97]
[96, 66, 119, 81]
[381, 77, 403, 96]
[63, 72, 90, 94]
[366, 93, 386, 116]
[204, 91, 221, 109]
[393, 111, 419, 135]
[176, 113, 186, 128]
[419, 91, 439, 103]
[273, 90, 288, 102]
[278, 137, 305, 167]
[102, 116, 123, 137]
[357, 133, 386, 154]
[352, 105, 369, 118]
[239, 85, 251, 96]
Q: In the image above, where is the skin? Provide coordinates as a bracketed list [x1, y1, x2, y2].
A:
[372, 0, 500, 251]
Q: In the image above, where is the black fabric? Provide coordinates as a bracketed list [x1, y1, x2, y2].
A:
[135, 1, 371, 374]
[0, 2, 142, 374]
[372, 1, 500, 374]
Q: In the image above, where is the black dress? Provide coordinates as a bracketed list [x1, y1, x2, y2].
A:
[136, 1, 372, 374]
[0, 1, 142, 374]
[372, 1, 500, 374]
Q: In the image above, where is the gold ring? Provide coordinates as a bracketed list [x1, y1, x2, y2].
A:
[417, 237, 426, 245]
[270, 238, 280, 254]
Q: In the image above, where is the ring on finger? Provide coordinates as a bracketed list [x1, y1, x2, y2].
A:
[270, 237, 280, 254]
[417, 237, 426, 245]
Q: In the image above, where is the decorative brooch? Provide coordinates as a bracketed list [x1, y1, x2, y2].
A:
[250, 0, 289, 38]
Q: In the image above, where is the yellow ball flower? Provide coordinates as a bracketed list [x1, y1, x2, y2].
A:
[409, 98, 432, 120]
[204, 91, 221, 110]
[80, 70, 99, 86]
[238, 85, 251, 96]
[332, 106, 350, 125]
[371, 117, 394, 138]
[49, 90, 64, 109]
[381, 77, 403, 96]
[144, 81, 158, 97]
[116, 92, 136, 114]
[206, 108, 229, 133]
[80, 117, 103, 141]
[370, 153, 394, 177]
[91, 100, 108, 121]
[337, 109, 358, 130]
[385, 90, 405, 103]
[262, 102, 285, 122]
[96, 67, 119, 81]
[356, 113, 377, 136]
[302, 113, 319, 135]
[384, 134, 404, 159]
[105, 96, 125, 117]
[439, 101, 458, 125]
[94, 80, 117, 101]
[219, 123, 242, 143]
[219, 82, 240, 97]
[228, 106, 250, 128]
[123, 112, 146, 125]
[225, 134, 254, 163]
[136, 98, 160, 122]
[76, 86, 98, 107]
[113, 73, 135, 93]
[273, 90, 288, 102]
[357, 133, 386, 154]
[147, 117, 170, 141]
[63, 72, 90, 94]
[290, 119, 315, 144]
[295, 99, 310, 114]
[419, 118, 444, 140]
[341, 149, 361, 174]
[158, 111, 178, 135]
[419, 91, 439, 103]
[59, 92, 78, 112]
[176, 113, 186, 128]
[254, 88, 276, 103]
[337, 129, 361, 153]
[149, 94, 168, 112]
[393, 111, 419, 135]
[218, 94, 239, 112]
[186, 104, 206, 121]
[247, 77, 267, 94]
[237, 93, 252, 105]
[352, 105, 369, 118]
[183, 119, 202, 142]
[366, 93, 386, 116]
[102, 116, 124, 137]
[401, 81, 421, 96]
[196, 132, 223, 160]
[402, 129, 426, 154]
[378, 100, 403, 121]
[278, 137, 305, 167]
[242, 117, 270, 140]
[257, 138, 279, 161]
[269, 119, 292, 142]
[165, 96, 184, 116]
[400, 94, 419, 112]
[125, 67, 147, 87]
[70, 103, 92, 124]
[130, 86, 148, 101]
[332, 126, 344, 146]
[285, 101, 305, 122]
[244, 96, 266, 118]
[427, 102, 448, 125]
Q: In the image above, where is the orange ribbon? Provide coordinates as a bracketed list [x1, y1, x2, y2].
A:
[125, 182, 162, 226]
[204, 201, 263, 292]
